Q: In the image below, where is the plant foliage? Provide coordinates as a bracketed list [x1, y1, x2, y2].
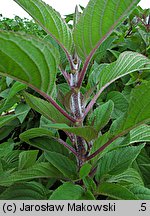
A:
[0, 0, 150, 200]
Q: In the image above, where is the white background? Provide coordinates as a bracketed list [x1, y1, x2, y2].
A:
[0, 0, 149, 19]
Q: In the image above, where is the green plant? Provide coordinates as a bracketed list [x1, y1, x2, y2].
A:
[0, 0, 150, 200]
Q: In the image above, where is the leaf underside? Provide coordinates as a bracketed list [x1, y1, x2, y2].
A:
[0, 31, 59, 95]
[14, 0, 73, 53]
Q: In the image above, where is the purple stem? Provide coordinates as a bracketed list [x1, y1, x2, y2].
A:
[29, 84, 76, 123]
[86, 120, 145, 161]
[59, 66, 71, 85]
[83, 77, 119, 120]
[83, 85, 106, 119]
[86, 136, 118, 161]
[57, 138, 78, 157]
[77, 2, 137, 89]
[77, 29, 114, 89]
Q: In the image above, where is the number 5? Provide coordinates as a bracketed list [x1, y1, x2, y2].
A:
[141, 203, 146, 211]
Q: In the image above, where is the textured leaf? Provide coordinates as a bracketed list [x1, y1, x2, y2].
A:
[14, 0, 73, 53]
[110, 82, 150, 137]
[96, 144, 144, 182]
[127, 185, 150, 200]
[0, 115, 16, 128]
[129, 124, 150, 144]
[44, 152, 78, 180]
[15, 103, 31, 123]
[24, 92, 70, 125]
[79, 163, 92, 179]
[18, 150, 39, 170]
[0, 31, 59, 95]
[0, 182, 49, 200]
[0, 142, 14, 158]
[108, 168, 144, 186]
[20, 128, 69, 156]
[41, 123, 98, 142]
[135, 148, 150, 188]
[0, 162, 63, 186]
[73, 0, 140, 61]
[97, 51, 150, 90]
[93, 36, 115, 63]
[49, 182, 84, 200]
[107, 91, 129, 119]
[0, 119, 19, 141]
[88, 100, 114, 131]
[90, 132, 109, 163]
[97, 182, 137, 200]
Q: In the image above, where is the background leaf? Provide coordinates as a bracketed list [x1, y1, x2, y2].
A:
[0, 181, 49, 200]
[0, 115, 17, 128]
[0, 162, 63, 186]
[110, 82, 150, 137]
[88, 100, 114, 131]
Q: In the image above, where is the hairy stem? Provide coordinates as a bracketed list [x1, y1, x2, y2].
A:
[70, 70, 87, 164]
[56, 138, 78, 157]
[59, 66, 70, 85]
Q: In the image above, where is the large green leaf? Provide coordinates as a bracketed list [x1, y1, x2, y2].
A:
[96, 144, 144, 182]
[49, 182, 84, 200]
[0, 182, 49, 200]
[110, 82, 150, 137]
[41, 123, 98, 142]
[20, 128, 69, 156]
[73, 0, 140, 61]
[0, 162, 63, 186]
[97, 51, 150, 90]
[43, 124, 98, 142]
[0, 31, 59, 95]
[14, 0, 73, 53]
[24, 92, 70, 125]
[97, 182, 137, 200]
[44, 152, 78, 180]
